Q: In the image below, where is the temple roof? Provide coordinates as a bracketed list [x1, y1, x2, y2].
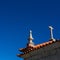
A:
[17, 26, 59, 57]
[17, 40, 60, 57]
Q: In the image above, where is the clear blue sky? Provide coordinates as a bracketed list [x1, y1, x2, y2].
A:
[0, 0, 60, 60]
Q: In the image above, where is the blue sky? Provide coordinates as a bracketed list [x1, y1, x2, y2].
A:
[0, 0, 60, 60]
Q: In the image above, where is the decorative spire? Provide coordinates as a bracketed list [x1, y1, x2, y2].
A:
[49, 26, 55, 41]
[29, 30, 34, 40]
[27, 30, 34, 46]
